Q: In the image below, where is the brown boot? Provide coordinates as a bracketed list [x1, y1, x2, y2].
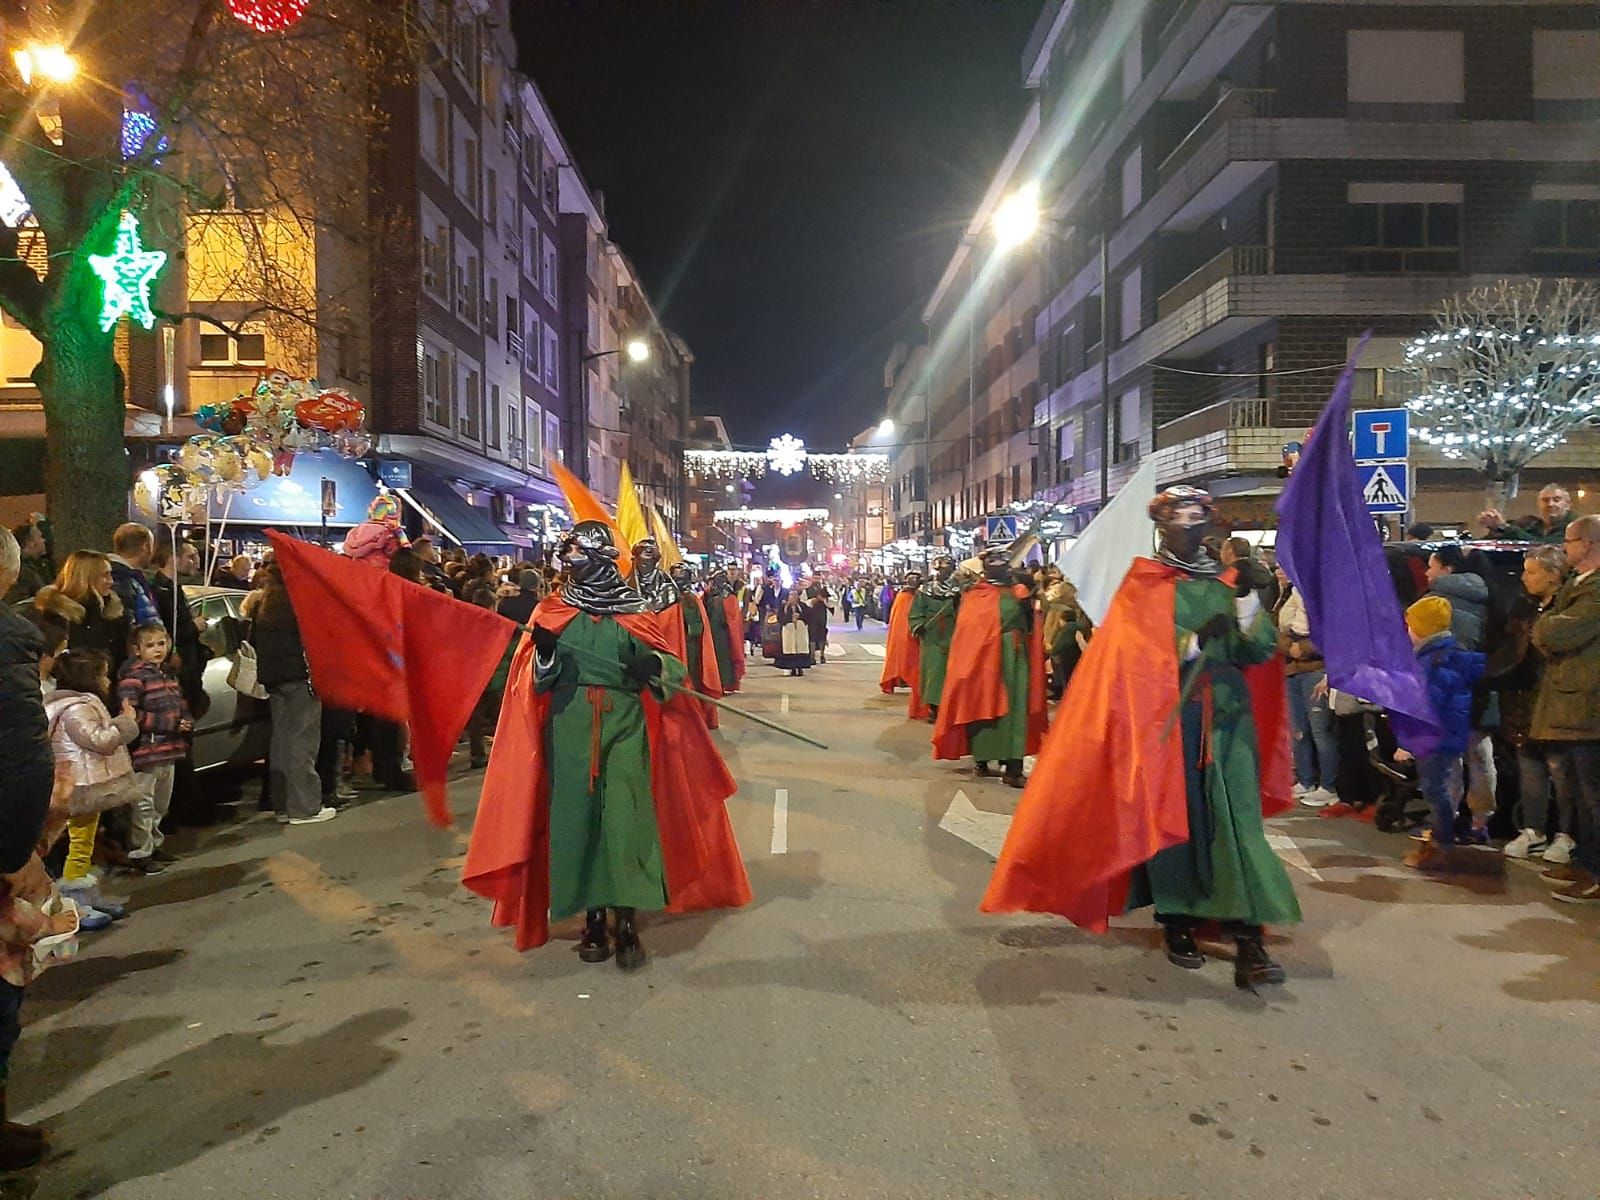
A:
[0, 1086, 45, 1171]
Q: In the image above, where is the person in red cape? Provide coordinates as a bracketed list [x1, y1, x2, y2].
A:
[981, 488, 1300, 990]
[878, 571, 924, 714]
[463, 522, 750, 969]
[704, 568, 746, 694]
[667, 560, 725, 728]
[931, 548, 1047, 787]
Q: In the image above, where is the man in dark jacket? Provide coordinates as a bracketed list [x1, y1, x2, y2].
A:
[0, 529, 54, 869]
[1532, 514, 1600, 903]
[1424, 543, 1489, 651]
[2, 521, 51, 607]
[495, 569, 542, 626]
[109, 523, 162, 630]
[1480, 484, 1574, 544]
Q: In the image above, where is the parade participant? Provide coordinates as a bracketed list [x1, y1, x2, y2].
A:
[932, 549, 1046, 787]
[704, 567, 746, 694]
[981, 487, 1299, 989]
[878, 570, 923, 709]
[668, 561, 725, 727]
[628, 537, 680, 613]
[464, 522, 751, 967]
[908, 556, 960, 721]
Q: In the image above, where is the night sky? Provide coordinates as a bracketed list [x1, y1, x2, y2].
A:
[513, 0, 1039, 454]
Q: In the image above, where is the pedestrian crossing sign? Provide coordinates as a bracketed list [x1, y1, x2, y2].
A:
[985, 515, 1019, 542]
[1356, 462, 1409, 514]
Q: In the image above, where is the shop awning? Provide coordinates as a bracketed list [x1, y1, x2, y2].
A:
[212, 450, 380, 527]
[397, 481, 515, 549]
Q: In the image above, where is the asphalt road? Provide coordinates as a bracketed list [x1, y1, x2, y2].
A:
[11, 624, 1598, 1200]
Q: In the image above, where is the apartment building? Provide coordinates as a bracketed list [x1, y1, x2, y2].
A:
[1025, 0, 1600, 530]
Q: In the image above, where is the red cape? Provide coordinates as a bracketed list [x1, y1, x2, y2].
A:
[931, 582, 1047, 760]
[879, 590, 921, 712]
[980, 559, 1292, 932]
[462, 598, 752, 950]
[671, 592, 723, 728]
[719, 594, 746, 692]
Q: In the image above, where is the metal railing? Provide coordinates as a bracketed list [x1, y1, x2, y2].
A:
[1155, 396, 1272, 448]
[1155, 244, 1271, 321]
[1157, 87, 1275, 186]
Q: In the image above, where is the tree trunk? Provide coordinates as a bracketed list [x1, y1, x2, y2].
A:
[39, 310, 127, 557]
[1483, 471, 1521, 514]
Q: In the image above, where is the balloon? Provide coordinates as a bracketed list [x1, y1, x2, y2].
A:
[194, 404, 226, 433]
[334, 427, 372, 459]
[218, 435, 271, 484]
[295, 388, 364, 432]
[133, 464, 199, 522]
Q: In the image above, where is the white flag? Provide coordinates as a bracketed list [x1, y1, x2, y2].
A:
[1056, 457, 1159, 624]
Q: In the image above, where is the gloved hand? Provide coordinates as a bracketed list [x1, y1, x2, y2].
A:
[623, 648, 662, 687]
[532, 624, 559, 656]
[1233, 558, 1272, 598]
[1194, 613, 1233, 648]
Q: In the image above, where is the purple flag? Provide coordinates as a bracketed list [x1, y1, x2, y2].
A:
[1274, 334, 1442, 757]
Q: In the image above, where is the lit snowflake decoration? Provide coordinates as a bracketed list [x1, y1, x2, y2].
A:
[766, 434, 807, 476]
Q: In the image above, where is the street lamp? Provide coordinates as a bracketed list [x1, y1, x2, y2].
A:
[577, 335, 652, 487]
[626, 337, 650, 364]
[875, 417, 894, 438]
[991, 182, 1041, 253]
[12, 43, 77, 86]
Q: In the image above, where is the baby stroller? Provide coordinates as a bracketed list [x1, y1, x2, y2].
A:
[1365, 711, 1432, 833]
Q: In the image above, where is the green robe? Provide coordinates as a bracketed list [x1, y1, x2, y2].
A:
[705, 591, 737, 689]
[966, 588, 1032, 764]
[677, 593, 709, 690]
[539, 614, 686, 919]
[909, 587, 958, 709]
[1127, 577, 1302, 926]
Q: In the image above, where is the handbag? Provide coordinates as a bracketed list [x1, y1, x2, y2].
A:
[227, 641, 270, 700]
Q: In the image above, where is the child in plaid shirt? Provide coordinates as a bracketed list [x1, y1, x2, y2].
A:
[117, 624, 192, 874]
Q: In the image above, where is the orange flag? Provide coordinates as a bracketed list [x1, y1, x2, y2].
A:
[548, 456, 630, 578]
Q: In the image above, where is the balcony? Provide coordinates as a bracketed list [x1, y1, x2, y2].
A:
[1152, 397, 1296, 487]
[1158, 88, 1275, 189]
[1156, 244, 1271, 322]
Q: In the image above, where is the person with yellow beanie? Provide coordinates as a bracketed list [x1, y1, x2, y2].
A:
[1395, 595, 1488, 871]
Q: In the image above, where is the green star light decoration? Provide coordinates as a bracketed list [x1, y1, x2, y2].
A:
[89, 210, 167, 332]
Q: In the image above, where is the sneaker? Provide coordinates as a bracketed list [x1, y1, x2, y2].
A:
[123, 857, 166, 876]
[1542, 833, 1575, 865]
[1299, 788, 1337, 809]
[1540, 863, 1580, 886]
[77, 906, 114, 932]
[1409, 827, 1435, 844]
[1504, 829, 1548, 860]
[288, 806, 338, 826]
[334, 782, 359, 802]
[1551, 876, 1600, 905]
[1292, 782, 1310, 799]
[151, 847, 179, 864]
[275, 812, 290, 825]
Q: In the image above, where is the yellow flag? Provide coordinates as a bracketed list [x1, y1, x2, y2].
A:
[616, 461, 651, 552]
[650, 507, 683, 570]
[548, 456, 630, 579]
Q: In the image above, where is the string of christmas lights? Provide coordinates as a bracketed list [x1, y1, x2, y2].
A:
[683, 435, 890, 483]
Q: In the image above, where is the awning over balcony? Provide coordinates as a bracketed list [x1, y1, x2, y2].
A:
[396, 479, 515, 549]
[211, 450, 380, 528]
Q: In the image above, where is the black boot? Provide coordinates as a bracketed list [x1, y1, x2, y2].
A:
[1162, 924, 1205, 970]
[612, 906, 645, 972]
[974, 761, 993, 778]
[1002, 760, 1025, 789]
[0, 1086, 44, 1171]
[1234, 929, 1286, 990]
[577, 908, 611, 964]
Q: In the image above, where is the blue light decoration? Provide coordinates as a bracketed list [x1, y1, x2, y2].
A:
[120, 105, 168, 161]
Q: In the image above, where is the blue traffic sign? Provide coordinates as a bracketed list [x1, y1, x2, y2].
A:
[985, 515, 1019, 543]
[1352, 408, 1409, 462]
[1356, 462, 1410, 514]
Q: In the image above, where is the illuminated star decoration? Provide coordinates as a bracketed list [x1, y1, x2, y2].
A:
[766, 433, 807, 476]
[89, 210, 168, 332]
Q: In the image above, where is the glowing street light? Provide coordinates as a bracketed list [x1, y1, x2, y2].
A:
[625, 338, 650, 363]
[875, 417, 894, 437]
[991, 181, 1041, 253]
[12, 43, 78, 87]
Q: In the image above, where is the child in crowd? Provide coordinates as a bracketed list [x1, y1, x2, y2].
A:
[1396, 596, 1487, 872]
[42, 649, 140, 927]
[117, 623, 192, 874]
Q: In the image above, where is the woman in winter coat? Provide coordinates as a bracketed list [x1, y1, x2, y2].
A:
[248, 564, 335, 825]
[1487, 546, 1574, 861]
[42, 648, 140, 924]
[35, 552, 128, 661]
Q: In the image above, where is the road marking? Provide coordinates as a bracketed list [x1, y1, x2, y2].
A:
[859, 644, 887, 659]
[938, 790, 1010, 859]
[771, 788, 789, 855]
[1264, 832, 1324, 881]
[780, 693, 790, 715]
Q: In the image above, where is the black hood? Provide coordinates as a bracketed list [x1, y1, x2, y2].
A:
[560, 522, 649, 614]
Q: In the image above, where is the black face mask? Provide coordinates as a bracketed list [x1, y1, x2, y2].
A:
[982, 556, 1012, 585]
[1159, 523, 1208, 563]
[561, 546, 649, 614]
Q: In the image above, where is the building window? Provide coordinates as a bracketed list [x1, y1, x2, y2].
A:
[522, 216, 537, 281]
[485, 167, 498, 230]
[459, 360, 482, 441]
[1533, 30, 1600, 118]
[422, 86, 448, 174]
[1114, 387, 1141, 464]
[198, 327, 267, 366]
[489, 382, 501, 449]
[543, 163, 558, 212]
[457, 245, 480, 324]
[486, 275, 500, 338]
[1118, 266, 1142, 343]
[542, 239, 558, 302]
[1120, 144, 1141, 217]
[422, 340, 451, 429]
[459, 134, 479, 209]
[1531, 188, 1600, 251]
[525, 313, 541, 378]
[1346, 30, 1463, 118]
[544, 410, 561, 463]
[421, 205, 451, 301]
[1345, 183, 1462, 273]
[544, 326, 559, 389]
[526, 401, 543, 464]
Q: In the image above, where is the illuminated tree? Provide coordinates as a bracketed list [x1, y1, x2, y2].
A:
[0, 0, 422, 552]
[1403, 278, 1600, 508]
